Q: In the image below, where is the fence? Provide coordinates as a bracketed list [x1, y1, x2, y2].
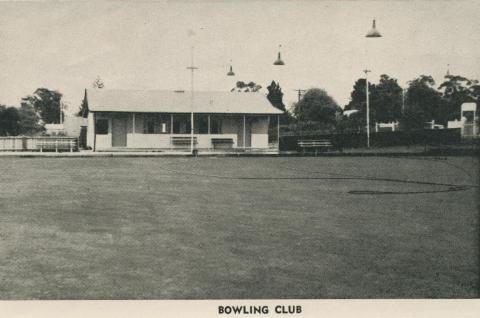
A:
[279, 128, 462, 152]
[0, 137, 79, 152]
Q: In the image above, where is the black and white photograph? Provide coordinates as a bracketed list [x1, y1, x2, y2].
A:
[0, 0, 478, 316]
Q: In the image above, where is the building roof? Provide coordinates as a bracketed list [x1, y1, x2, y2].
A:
[87, 89, 283, 115]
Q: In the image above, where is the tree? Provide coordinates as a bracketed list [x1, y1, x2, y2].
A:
[469, 82, 480, 101]
[293, 88, 340, 124]
[18, 103, 44, 135]
[370, 74, 403, 123]
[438, 74, 479, 123]
[92, 76, 105, 89]
[77, 76, 103, 117]
[344, 74, 402, 123]
[0, 103, 43, 136]
[401, 75, 443, 129]
[231, 81, 262, 92]
[344, 78, 367, 112]
[0, 105, 21, 136]
[266, 81, 286, 112]
[77, 89, 89, 118]
[21, 88, 63, 124]
[341, 79, 369, 132]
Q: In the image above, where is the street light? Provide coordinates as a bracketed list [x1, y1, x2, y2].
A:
[187, 46, 198, 154]
[227, 60, 235, 76]
[366, 19, 382, 38]
[364, 69, 371, 148]
[364, 19, 382, 148]
[272, 44, 285, 152]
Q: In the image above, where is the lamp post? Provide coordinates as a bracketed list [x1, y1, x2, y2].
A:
[364, 69, 371, 148]
[364, 19, 382, 148]
[227, 60, 235, 76]
[273, 44, 285, 152]
[227, 60, 235, 96]
[187, 46, 198, 154]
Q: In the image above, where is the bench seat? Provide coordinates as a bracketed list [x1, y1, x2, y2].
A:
[211, 138, 234, 149]
[171, 136, 197, 146]
[36, 139, 77, 152]
[298, 139, 333, 154]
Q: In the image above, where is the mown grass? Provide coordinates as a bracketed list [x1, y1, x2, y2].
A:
[0, 156, 478, 299]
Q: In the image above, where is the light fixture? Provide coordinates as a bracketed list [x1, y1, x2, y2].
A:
[273, 44, 285, 65]
[227, 62, 235, 76]
[366, 19, 382, 38]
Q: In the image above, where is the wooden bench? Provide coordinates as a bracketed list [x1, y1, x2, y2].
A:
[211, 138, 234, 149]
[298, 139, 333, 155]
[36, 138, 78, 152]
[171, 136, 197, 147]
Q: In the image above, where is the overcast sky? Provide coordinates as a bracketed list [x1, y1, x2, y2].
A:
[0, 0, 479, 113]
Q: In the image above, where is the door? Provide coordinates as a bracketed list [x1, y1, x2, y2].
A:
[112, 118, 127, 147]
[79, 126, 87, 149]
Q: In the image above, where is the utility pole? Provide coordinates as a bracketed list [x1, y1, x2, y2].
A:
[292, 89, 306, 102]
[187, 46, 198, 154]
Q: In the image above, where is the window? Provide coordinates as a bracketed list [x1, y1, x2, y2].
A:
[143, 114, 170, 134]
[173, 119, 181, 134]
[210, 116, 222, 134]
[95, 119, 109, 134]
[172, 114, 190, 134]
[194, 114, 209, 134]
[144, 115, 157, 134]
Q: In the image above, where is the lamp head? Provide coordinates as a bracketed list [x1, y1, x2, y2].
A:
[366, 19, 382, 38]
[273, 44, 285, 65]
[227, 65, 235, 76]
[273, 52, 285, 65]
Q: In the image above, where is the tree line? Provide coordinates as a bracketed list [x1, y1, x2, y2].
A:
[340, 73, 479, 132]
[0, 77, 103, 136]
[0, 86, 95, 136]
[1, 74, 478, 136]
[0, 88, 64, 136]
[279, 73, 479, 134]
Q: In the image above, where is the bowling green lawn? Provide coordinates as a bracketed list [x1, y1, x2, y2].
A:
[0, 156, 478, 299]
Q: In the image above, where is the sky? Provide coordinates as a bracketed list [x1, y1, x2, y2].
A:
[0, 0, 479, 114]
